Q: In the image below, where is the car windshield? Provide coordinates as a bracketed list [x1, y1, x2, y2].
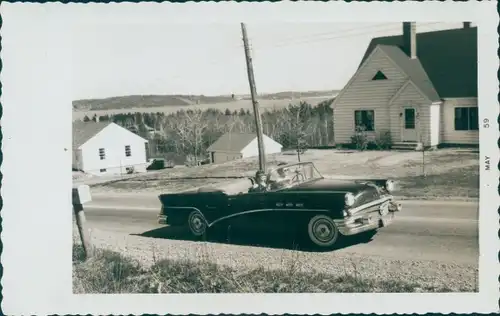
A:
[267, 162, 323, 189]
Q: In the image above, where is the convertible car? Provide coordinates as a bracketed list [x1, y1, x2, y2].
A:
[157, 161, 402, 248]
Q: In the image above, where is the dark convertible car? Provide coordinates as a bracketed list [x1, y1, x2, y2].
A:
[157, 161, 402, 248]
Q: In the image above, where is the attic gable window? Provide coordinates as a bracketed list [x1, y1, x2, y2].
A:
[372, 71, 388, 81]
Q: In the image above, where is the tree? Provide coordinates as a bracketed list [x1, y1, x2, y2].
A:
[172, 110, 208, 165]
[83, 115, 90, 122]
[280, 105, 309, 161]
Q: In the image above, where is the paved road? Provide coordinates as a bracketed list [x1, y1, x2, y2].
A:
[84, 194, 479, 265]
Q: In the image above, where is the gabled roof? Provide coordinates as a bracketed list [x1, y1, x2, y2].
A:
[72, 121, 111, 149]
[206, 133, 259, 153]
[360, 26, 477, 98]
[377, 45, 440, 102]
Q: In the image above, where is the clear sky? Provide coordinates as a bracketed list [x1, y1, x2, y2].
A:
[72, 20, 469, 100]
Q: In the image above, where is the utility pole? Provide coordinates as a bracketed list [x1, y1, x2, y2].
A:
[241, 22, 266, 172]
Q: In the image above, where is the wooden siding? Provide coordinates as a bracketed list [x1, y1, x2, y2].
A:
[212, 151, 243, 164]
[333, 47, 408, 144]
[440, 98, 479, 145]
[80, 123, 149, 175]
[390, 81, 432, 146]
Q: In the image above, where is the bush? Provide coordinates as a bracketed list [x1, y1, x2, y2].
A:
[350, 126, 369, 151]
[374, 130, 392, 150]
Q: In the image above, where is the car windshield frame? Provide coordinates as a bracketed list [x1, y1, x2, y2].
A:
[266, 161, 324, 191]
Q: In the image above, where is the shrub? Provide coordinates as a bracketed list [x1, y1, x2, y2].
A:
[374, 130, 392, 150]
[350, 126, 369, 151]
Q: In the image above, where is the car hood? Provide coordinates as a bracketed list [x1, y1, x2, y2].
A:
[283, 178, 374, 194]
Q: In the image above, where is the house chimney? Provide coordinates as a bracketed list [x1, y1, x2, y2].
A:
[402, 22, 417, 59]
[463, 22, 471, 29]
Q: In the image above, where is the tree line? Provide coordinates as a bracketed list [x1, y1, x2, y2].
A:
[82, 99, 334, 162]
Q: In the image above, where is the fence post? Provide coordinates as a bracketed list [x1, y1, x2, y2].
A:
[72, 185, 93, 259]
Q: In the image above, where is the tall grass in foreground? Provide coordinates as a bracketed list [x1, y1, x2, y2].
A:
[72, 244, 453, 293]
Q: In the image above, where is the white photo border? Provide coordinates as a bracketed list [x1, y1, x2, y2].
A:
[1, 1, 498, 314]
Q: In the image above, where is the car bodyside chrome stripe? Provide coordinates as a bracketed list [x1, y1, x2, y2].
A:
[275, 190, 350, 194]
[208, 208, 331, 227]
[164, 206, 209, 223]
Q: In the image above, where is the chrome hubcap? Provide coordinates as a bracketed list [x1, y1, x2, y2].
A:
[313, 220, 335, 242]
[189, 214, 205, 234]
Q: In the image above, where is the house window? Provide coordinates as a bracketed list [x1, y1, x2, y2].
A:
[454, 107, 479, 131]
[98, 148, 106, 160]
[372, 71, 387, 80]
[100, 168, 107, 173]
[125, 145, 132, 157]
[354, 110, 375, 131]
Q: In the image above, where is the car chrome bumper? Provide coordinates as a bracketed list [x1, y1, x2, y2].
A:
[335, 200, 402, 236]
[157, 214, 168, 225]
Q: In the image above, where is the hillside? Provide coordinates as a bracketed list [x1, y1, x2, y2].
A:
[72, 90, 339, 111]
[72, 94, 239, 111]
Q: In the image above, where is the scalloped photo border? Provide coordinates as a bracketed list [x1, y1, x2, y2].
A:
[0, 0, 499, 314]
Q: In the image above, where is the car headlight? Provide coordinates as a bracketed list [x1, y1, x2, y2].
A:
[385, 180, 395, 193]
[344, 192, 355, 207]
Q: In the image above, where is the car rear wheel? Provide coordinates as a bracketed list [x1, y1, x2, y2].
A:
[307, 215, 339, 248]
[187, 210, 207, 238]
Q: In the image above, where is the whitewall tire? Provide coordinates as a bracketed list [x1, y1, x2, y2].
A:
[187, 210, 207, 237]
[307, 215, 339, 248]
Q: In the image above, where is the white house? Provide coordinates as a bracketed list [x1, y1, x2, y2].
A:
[332, 22, 478, 149]
[72, 121, 149, 176]
[206, 132, 283, 164]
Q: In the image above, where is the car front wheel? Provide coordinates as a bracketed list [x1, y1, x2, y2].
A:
[307, 214, 340, 248]
[187, 210, 207, 238]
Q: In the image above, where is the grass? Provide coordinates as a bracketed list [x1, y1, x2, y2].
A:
[397, 165, 479, 199]
[93, 148, 480, 199]
[72, 244, 453, 293]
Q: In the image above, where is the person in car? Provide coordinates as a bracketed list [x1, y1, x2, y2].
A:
[269, 167, 291, 190]
[249, 170, 268, 192]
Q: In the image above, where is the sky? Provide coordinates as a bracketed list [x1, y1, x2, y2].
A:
[72, 19, 470, 100]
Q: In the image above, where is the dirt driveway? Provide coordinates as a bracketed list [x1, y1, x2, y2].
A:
[87, 148, 479, 200]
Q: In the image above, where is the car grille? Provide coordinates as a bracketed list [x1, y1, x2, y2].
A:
[354, 187, 381, 207]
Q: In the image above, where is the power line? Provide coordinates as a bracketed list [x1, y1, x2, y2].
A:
[251, 22, 445, 52]
[143, 22, 453, 91]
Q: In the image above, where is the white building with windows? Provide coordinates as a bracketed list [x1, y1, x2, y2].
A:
[332, 22, 478, 149]
[72, 121, 149, 176]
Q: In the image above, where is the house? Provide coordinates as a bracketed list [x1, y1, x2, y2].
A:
[72, 120, 149, 176]
[206, 132, 283, 164]
[332, 22, 478, 149]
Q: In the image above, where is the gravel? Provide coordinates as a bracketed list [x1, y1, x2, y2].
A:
[75, 225, 478, 293]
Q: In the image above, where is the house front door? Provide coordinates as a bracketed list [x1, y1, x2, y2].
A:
[402, 107, 418, 142]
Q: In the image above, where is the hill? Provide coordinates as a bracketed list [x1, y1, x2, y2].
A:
[72, 94, 241, 111]
[72, 90, 339, 111]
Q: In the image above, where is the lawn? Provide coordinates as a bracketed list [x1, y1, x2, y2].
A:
[72, 243, 456, 293]
[92, 148, 479, 200]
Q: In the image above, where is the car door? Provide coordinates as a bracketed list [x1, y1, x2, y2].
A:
[197, 192, 229, 224]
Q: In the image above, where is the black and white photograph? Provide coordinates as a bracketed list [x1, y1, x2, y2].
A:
[1, 1, 498, 315]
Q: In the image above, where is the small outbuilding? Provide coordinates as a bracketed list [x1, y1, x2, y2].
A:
[73, 121, 149, 176]
[206, 132, 283, 164]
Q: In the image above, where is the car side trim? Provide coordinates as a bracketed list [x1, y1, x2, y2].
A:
[164, 206, 209, 223]
[208, 208, 330, 227]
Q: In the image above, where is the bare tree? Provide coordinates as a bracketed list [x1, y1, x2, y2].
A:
[174, 110, 208, 165]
